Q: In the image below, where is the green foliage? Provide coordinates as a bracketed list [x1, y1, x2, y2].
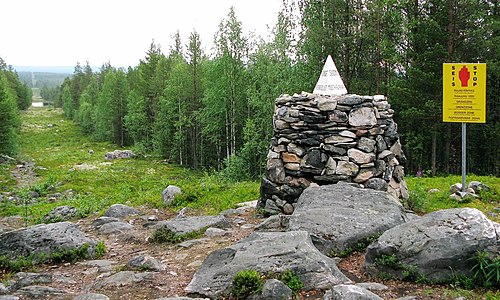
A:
[0, 73, 21, 156]
[279, 269, 304, 295]
[150, 226, 206, 244]
[94, 241, 106, 258]
[472, 251, 500, 289]
[231, 269, 263, 299]
[0, 243, 99, 272]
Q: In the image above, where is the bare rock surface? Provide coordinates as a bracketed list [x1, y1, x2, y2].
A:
[363, 208, 499, 281]
[185, 230, 350, 299]
[288, 183, 407, 255]
[0, 222, 97, 259]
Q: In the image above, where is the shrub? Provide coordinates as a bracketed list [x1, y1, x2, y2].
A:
[231, 269, 263, 298]
[150, 226, 206, 244]
[279, 269, 304, 295]
[472, 251, 500, 288]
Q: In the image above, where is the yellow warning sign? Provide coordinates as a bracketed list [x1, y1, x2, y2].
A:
[443, 63, 486, 123]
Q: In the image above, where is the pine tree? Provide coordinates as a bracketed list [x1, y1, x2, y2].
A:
[0, 73, 20, 155]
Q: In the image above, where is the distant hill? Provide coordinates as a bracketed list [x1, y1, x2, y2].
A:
[15, 68, 72, 88]
[14, 66, 74, 73]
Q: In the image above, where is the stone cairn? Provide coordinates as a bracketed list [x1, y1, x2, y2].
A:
[258, 92, 409, 215]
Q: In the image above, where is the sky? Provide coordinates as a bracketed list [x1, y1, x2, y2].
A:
[2, 0, 282, 68]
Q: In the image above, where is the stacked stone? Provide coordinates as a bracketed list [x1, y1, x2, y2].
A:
[259, 92, 409, 215]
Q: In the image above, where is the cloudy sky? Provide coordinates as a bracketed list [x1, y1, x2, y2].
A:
[2, 0, 282, 67]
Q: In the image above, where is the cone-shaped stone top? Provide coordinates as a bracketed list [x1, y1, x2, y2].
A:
[313, 55, 348, 96]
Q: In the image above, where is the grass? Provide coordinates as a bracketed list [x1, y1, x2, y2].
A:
[0, 108, 259, 224]
[405, 175, 500, 223]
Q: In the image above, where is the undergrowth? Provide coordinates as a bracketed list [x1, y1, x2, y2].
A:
[0, 241, 106, 272]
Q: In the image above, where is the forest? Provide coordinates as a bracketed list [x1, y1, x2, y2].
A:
[2, 0, 499, 178]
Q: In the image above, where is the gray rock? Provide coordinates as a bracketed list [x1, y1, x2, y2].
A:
[289, 183, 407, 255]
[185, 231, 350, 299]
[103, 204, 139, 218]
[91, 217, 121, 229]
[363, 208, 499, 282]
[91, 271, 155, 289]
[0, 296, 20, 300]
[78, 260, 115, 273]
[468, 181, 490, 194]
[267, 158, 285, 184]
[355, 282, 388, 291]
[324, 284, 383, 300]
[349, 107, 377, 127]
[335, 161, 359, 176]
[7, 272, 52, 292]
[98, 221, 134, 235]
[104, 150, 136, 160]
[162, 185, 182, 205]
[73, 293, 110, 300]
[255, 215, 290, 232]
[14, 285, 66, 298]
[43, 205, 77, 223]
[0, 283, 7, 294]
[154, 215, 230, 235]
[249, 279, 293, 300]
[364, 178, 388, 191]
[357, 137, 376, 153]
[204, 227, 230, 237]
[0, 222, 96, 260]
[127, 255, 165, 271]
[348, 148, 375, 164]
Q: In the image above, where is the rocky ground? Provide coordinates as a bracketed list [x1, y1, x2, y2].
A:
[1, 202, 459, 300]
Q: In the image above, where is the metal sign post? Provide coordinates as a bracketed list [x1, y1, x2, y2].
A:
[461, 123, 466, 192]
[443, 63, 486, 192]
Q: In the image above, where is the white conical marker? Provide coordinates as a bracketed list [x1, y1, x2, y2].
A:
[313, 55, 348, 96]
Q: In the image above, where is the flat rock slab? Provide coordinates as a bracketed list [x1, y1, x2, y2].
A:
[185, 231, 350, 299]
[289, 183, 407, 255]
[0, 222, 96, 259]
[324, 284, 383, 300]
[363, 208, 499, 281]
[73, 293, 110, 300]
[13, 285, 67, 298]
[91, 271, 156, 289]
[103, 204, 140, 218]
[154, 215, 231, 235]
[98, 221, 134, 235]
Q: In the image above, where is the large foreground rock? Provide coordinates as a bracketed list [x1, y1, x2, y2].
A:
[185, 231, 350, 299]
[363, 208, 499, 282]
[289, 183, 407, 255]
[0, 222, 97, 259]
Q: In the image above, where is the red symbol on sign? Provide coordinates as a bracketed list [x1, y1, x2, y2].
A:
[459, 66, 470, 87]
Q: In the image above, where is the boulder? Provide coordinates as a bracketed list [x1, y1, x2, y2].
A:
[73, 293, 110, 300]
[43, 205, 77, 223]
[13, 286, 66, 298]
[362, 208, 499, 282]
[185, 231, 350, 299]
[323, 284, 383, 300]
[0, 222, 97, 260]
[91, 271, 155, 289]
[154, 215, 231, 235]
[103, 204, 139, 218]
[98, 221, 134, 235]
[127, 255, 165, 271]
[288, 183, 407, 255]
[104, 150, 136, 160]
[249, 279, 293, 300]
[162, 185, 182, 205]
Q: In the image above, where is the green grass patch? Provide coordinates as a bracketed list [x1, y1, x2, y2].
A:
[405, 175, 499, 222]
[0, 108, 259, 224]
[150, 226, 207, 244]
[0, 241, 105, 272]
